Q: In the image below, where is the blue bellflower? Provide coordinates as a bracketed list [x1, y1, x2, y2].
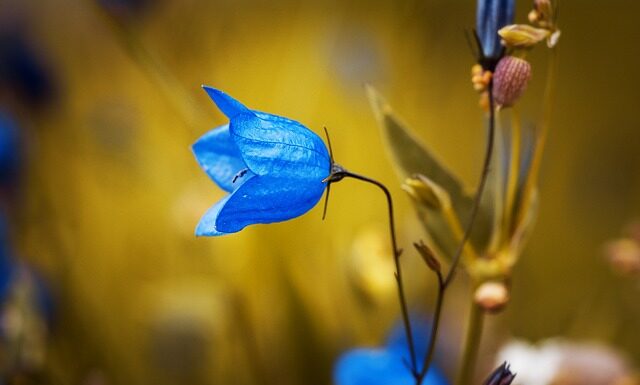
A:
[476, 0, 515, 66]
[334, 316, 449, 385]
[192, 87, 331, 236]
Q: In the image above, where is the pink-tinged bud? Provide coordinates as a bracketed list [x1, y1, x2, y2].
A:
[604, 238, 640, 276]
[474, 281, 510, 313]
[492, 56, 532, 107]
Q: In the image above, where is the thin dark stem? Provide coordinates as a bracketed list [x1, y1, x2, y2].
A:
[335, 170, 418, 376]
[414, 272, 444, 384]
[415, 83, 496, 385]
[444, 84, 496, 287]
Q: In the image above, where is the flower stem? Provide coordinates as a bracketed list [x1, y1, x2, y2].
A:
[443, 83, 496, 287]
[336, 171, 418, 376]
[414, 272, 444, 384]
[455, 301, 486, 385]
[414, 83, 496, 385]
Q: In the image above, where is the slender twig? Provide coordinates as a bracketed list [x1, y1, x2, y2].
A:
[414, 84, 496, 385]
[414, 269, 445, 384]
[332, 170, 418, 376]
[443, 83, 496, 287]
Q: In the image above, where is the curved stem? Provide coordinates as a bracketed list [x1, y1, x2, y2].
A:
[336, 171, 418, 375]
[414, 83, 497, 385]
[414, 273, 444, 384]
[444, 83, 496, 286]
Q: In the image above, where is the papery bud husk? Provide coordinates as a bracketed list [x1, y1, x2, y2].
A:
[548, 29, 561, 48]
[492, 56, 532, 107]
[474, 281, 510, 313]
[499, 24, 550, 48]
[534, 0, 553, 21]
[414, 240, 441, 273]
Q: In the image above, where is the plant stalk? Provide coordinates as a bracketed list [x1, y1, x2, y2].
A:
[336, 171, 419, 376]
[455, 301, 486, 385]
[414, 83, 497, 385]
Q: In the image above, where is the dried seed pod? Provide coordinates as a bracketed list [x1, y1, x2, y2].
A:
[492, 56, 532, 108]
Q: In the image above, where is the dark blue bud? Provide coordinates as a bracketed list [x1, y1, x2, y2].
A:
[484, 362, 516, 385]
[476, 0, 515, 66]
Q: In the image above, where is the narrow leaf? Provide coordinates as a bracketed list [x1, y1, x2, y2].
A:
[366, 85, 492, 258]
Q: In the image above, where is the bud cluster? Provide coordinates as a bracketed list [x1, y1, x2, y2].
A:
[471, 64, 492, 111]
[528, 0, 554, 29]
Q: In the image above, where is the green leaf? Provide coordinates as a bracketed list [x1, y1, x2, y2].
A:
[366, 85, 467, 200]
[366, 85, 492, 259]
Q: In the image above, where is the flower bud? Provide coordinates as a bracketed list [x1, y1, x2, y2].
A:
[476, 0, 516, 65]
[484, 362, 516, 385]
[604, 238, 640, 276]
[402, 174, 451, 210]
[498, 24, 550, 48]
[533, 0, 553, 23]
[471, 64, 493, 92]
[414, 240, 441, 274]
[492, 56, 532, 107]
[474, 281, 510, 313]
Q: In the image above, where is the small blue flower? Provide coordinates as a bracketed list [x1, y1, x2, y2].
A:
[192, 87, 331, 236]
[334, 317, 449, 385]
[476, 0, 515, 65]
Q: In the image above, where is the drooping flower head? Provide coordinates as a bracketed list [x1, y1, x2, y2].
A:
[192, 87, 331, 236]
[476, 0, 516, 69]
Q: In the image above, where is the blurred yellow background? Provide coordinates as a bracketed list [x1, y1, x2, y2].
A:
[2, 0, 639, 384]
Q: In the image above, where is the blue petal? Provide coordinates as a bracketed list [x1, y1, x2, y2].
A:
[386, 315, 433, 364]
[476, 0, 515, 59]
[192, 124, 249, 192]
[202, 86, 252, 118]
[334, 348, 449, 385]
[230, 112, 330, 179]
[214, 174, 326, 233]
[195, 196, 231, 236]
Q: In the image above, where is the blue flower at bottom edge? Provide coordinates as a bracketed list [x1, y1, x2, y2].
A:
[192, 87, 331, 236]
[334, 317, 450, 385]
